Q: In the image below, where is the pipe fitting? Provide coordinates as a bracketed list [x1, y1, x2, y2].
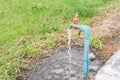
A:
[69, 23, 80, 29]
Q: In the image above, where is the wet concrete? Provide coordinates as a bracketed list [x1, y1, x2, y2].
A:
[27, 47, 102, 80]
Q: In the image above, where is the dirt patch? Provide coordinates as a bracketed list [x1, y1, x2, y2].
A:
[91, 7, 120, 37]
[90, 7, 120, 60]
[98, 37, 119, 60]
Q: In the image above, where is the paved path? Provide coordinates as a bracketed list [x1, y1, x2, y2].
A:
[95, 49, 120, 80]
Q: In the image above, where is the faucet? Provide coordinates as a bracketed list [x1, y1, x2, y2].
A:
[69, 13, 90, 80]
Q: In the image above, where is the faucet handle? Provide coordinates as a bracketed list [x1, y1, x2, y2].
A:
[73, 13, 78, 24]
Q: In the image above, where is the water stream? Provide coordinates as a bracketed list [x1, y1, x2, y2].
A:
[67, 29, 72, 75]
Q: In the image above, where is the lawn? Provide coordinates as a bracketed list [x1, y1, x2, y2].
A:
[0, 0, 119, 79]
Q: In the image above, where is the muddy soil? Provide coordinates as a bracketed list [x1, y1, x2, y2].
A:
[91, 7, 120, 37]
[91, 7, 120, 60]
[27, 48, 102, 80]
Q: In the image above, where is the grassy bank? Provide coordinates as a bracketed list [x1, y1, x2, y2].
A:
[0, 0, 119, 79]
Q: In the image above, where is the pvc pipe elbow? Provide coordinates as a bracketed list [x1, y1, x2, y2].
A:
[80, 25, 90, 40]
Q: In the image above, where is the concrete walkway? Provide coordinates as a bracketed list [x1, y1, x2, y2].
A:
[95, 49, 120, 80]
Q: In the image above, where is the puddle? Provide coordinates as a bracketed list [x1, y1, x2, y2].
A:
[27, 47, 102, 80]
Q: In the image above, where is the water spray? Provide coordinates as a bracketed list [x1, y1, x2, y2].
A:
[68, 13, 90, 80]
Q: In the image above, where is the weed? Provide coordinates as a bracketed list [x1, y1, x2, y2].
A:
[90, 37, 103, 49]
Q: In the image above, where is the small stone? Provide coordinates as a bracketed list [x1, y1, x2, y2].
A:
[51, 69, 64, 74]
[89, 66, 98, 72]
[73, 62, 77, 65]
[53, 64, 60, 68]
[69, 71, 76, 77]
[89, 53, 96, 61]
[54, 75, 61, 79]
[46, 75, 52, 80]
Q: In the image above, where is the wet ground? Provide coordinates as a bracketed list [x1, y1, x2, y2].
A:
[27, 47, 103, 80]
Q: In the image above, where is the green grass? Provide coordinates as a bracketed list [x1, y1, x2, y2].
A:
[90, 37, 103, 49]
[0, 0, 119, 79]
